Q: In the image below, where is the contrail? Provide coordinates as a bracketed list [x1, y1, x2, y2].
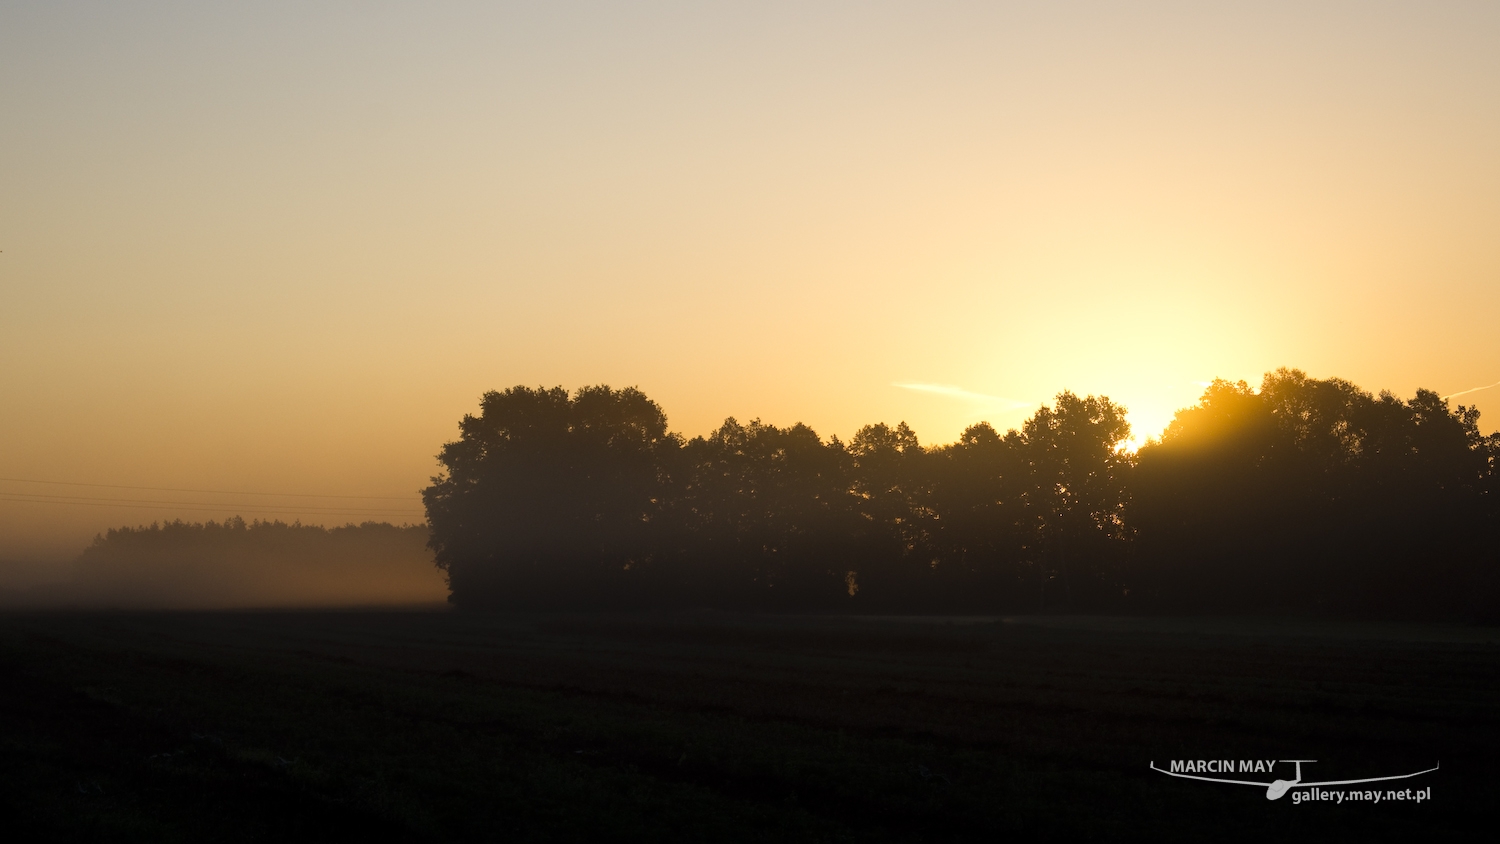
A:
[1443, 379, 1500, 400]
[892, 383, 1032, 410]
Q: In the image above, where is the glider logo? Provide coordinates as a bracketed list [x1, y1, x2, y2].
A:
[1149, 759, 1438, 801]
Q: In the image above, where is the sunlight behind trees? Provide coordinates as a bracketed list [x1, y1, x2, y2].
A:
[424, 374, 1500, 618]
[3, 2, 1499, 559]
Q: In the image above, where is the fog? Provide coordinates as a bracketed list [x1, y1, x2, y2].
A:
[0, 519, 446, 610]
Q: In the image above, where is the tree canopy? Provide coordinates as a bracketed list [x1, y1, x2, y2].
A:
[423, 385, 678, 610]
[424, 372, 1500, 618]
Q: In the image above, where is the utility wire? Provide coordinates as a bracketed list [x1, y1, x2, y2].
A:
[0, 476, 418, 500]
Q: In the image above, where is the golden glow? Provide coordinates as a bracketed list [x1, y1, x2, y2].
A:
[2, 2, 1498, 561]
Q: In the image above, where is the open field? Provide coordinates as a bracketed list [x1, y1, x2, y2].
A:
[1, 611, 1495, 842]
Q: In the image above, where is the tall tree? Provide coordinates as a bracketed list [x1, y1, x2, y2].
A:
[1134, 369, 1498, 615]
[1019, 392, 1133, 609]
[925, 422, 1035, 610]
[423, 385, 678, 609]
[845, 422, 936, 607]
[670, 419, 857, 609]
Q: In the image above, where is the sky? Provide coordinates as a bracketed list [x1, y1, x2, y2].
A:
[2, 1, 1498, 560]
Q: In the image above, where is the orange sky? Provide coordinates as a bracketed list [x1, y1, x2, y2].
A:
[2, 2, 1498, 560]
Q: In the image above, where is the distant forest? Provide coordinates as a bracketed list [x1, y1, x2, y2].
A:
[58, 519, 443, 609]
[423, 369, 1500, 619]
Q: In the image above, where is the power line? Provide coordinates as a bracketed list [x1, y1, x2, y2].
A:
[0, 476, 419, 501]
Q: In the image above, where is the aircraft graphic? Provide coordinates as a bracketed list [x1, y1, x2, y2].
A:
[1149, 759, 1439, 800]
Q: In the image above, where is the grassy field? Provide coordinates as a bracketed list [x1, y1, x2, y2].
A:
[1, 611, 1494, 842]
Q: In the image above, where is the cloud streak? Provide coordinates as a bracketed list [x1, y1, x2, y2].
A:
[892, 383, 1033, 411]
[1443, 379, 1500, 400]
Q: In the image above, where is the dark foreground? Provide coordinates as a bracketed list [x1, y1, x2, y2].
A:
[1, 612, 1495, 842]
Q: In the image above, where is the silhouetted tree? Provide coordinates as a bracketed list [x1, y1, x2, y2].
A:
[1133, 369, 1497, 616]
[424, 385, 679, 609]
[423, 373, 1497, 618]
[669, 418, 858, 609]
[1019, 392, 1133, 609]
[844, 422, 934, 607]
[925, 422, 1035, 610]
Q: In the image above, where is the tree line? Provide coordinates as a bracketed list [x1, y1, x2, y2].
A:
[423, 370, 1500, 619]
[60, 519, 443, 608]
